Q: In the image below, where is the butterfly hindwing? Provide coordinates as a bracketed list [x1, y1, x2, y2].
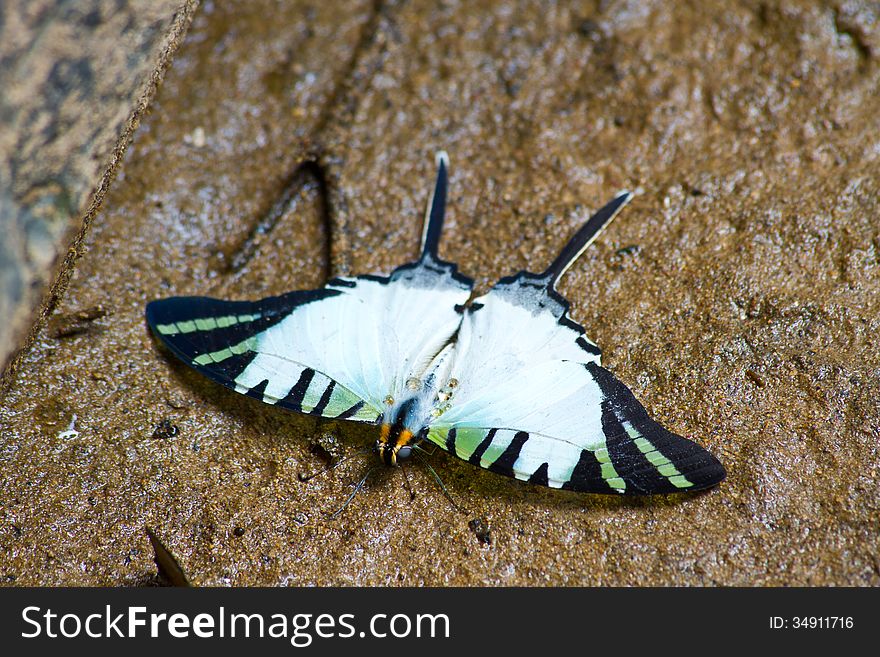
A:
[585, 362, 726, 493]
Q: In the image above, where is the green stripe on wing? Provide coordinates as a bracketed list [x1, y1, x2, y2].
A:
[146, 294, 381, 424]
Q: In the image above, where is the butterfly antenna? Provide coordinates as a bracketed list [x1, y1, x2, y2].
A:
[414, 450, 469, 515]
[298, 446, 371, 483]
[326, 467, 376, 520]
[540, 191, 633, 287]
[400, 463, 417, 502]
[420, 150, 450, 262]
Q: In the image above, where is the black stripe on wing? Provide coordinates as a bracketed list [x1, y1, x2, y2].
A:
[560, 449, 605, 492]
[487, 431, 530, 476]
[145, 290, 339, 386]
[585, 362, 726, 494]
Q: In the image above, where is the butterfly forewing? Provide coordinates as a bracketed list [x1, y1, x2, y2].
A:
[426, 272, 725, 494]
[146, 259, 472, 423]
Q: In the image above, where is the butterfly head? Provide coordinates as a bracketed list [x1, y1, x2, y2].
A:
[376, 421, 430, 466]
[376, 396, 429, 466]
[375, 424, 414, 466]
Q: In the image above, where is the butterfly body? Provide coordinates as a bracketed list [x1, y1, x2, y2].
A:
[146, 152, 726, 496]
[375, 373, 438, 467]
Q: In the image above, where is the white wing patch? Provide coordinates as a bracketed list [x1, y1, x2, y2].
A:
[440, 287, 603, 448]
[424, 274, 724, 494]
[233, 266, 470, 411]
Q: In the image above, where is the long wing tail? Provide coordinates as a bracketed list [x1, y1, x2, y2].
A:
[540, 191, 633, 286]
[420, 150, 450, 261]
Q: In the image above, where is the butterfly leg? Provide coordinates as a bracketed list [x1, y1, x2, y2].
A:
[414, 443, 438, 457]
[400, 463, 417, 502]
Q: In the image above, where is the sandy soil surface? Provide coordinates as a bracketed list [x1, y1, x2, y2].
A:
[1, 0, 878, 586]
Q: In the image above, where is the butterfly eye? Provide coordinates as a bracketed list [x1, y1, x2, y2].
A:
[397, 446, 413, 461]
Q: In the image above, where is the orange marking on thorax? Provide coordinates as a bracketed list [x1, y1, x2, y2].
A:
[379, 423, 391, 445]
[394, 429, 413, 450]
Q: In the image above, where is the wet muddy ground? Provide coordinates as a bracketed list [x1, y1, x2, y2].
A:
[1, 0, 878, 585]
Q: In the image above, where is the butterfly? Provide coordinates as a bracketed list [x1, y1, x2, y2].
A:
[146, 152, 725, 495]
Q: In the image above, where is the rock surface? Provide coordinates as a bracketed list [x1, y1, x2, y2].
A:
[1, 0, 878, 586]
[0, 0, 198, 370]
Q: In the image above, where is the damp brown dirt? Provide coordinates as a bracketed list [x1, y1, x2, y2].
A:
[1, 0, 879, 586]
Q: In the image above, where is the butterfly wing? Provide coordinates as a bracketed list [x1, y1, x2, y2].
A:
[426, 272, 726, 494]
[146, 259, 472, 422]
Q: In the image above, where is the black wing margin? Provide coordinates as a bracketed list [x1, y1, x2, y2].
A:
[145, 290, 338, 387]
[581, 362, 726, 494]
